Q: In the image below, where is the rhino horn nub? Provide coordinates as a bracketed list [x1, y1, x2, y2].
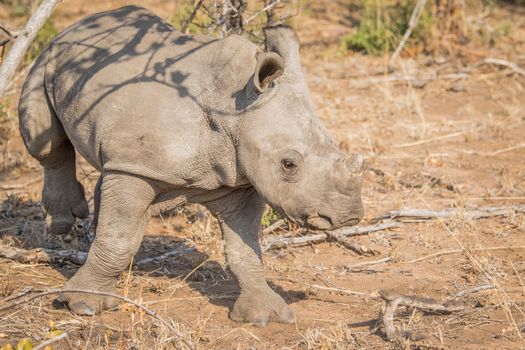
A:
[263, 25, 301, 76]
[344, 154, 364, 174]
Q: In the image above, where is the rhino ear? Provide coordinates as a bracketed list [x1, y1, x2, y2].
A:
[253, 52, 284, 92]
[263, 25, 301, 72]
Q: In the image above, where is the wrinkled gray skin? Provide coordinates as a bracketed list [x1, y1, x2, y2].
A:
[18, 6, 364, 326]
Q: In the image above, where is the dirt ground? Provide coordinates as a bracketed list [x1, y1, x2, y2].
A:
[1, 0, 525, 349]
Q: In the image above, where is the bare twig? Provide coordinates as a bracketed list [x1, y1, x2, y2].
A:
[244, 0, 281, 25]
[33, 332, 73, 350]
[0, 21, 17, 42]
[262, 222, 401, 252]
[348, 256, 392, 269]
[482, 57, 525, 77]
[277, 277, 369, 296]
[406, 246, 525, 264]
[351, 72, 469, 88]
[326, 231, 378, 256]
[389, 0, 428, 67]
[181, 0, 205, 33]
[0, 288, 193, 349]
[452, 284, 495, 298]
[458, 143, 525, 156]
[0, 0, 62, 97]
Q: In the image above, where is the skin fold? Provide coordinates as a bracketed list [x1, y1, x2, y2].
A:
[18, 5, 364, 326]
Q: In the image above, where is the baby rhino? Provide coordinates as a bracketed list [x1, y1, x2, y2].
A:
[18, 6, 364, 326]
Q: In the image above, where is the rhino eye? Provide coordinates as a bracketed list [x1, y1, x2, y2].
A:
[281, 158, 297, 173]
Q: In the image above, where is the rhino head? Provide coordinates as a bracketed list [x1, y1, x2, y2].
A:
[237, 26, 364, 230]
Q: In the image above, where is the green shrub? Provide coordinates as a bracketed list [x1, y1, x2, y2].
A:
[342, 0, 432, 55]
[261, 206, 281, 227]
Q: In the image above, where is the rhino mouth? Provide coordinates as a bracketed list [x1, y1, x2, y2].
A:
[306, 214, 333, 230]
[306, 214, 362, 230]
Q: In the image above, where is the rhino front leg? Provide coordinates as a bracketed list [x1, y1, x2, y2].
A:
[206, 187, 294, 326]
[58, 172, 155, 315]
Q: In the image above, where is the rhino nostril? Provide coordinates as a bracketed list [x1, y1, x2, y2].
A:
[344, 154, 364, 173]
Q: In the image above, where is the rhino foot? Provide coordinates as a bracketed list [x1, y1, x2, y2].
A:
[57, 268, 119, 315]
[230, 287, 294, 326]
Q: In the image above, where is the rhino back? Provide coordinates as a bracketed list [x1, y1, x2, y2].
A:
[43, 6, 257, 189]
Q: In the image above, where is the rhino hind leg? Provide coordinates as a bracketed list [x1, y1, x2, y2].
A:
[18, 58, 88, 235]
[59, 172, 156, 315]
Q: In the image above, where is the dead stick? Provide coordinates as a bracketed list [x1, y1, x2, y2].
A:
[393, 129, 471, 148]
[349, 256, 392, 269]
[458, 143, 525, 156]
[277, 277, 369, 296]
[0, 288, 194, 349]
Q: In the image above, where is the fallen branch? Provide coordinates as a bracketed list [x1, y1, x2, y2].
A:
[0, 288, 193, 349]
[262, 222, 401, 252]
[482, 57, 525, 77]
[378, 289, 472, 341]
[0, 0, 62, 97]
[374, 205, 525, 222]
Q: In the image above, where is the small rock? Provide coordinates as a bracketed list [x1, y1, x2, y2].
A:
[410, 79, 428, 89]
[447, 82, 466, 92]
